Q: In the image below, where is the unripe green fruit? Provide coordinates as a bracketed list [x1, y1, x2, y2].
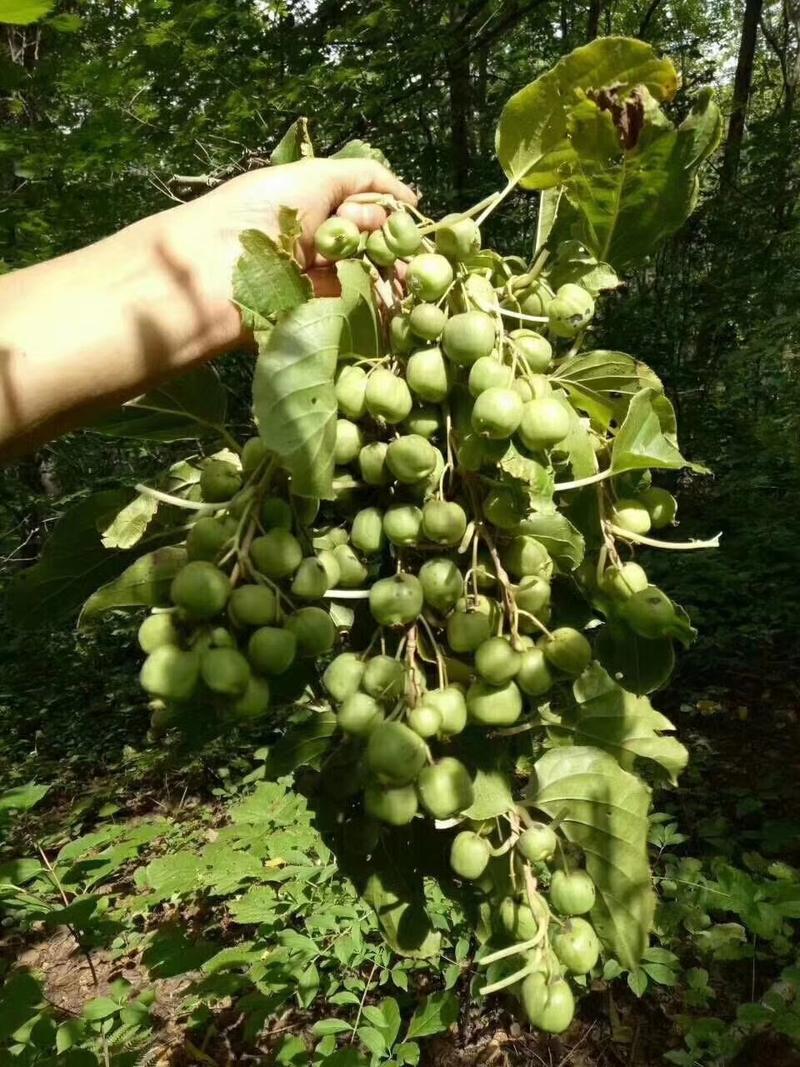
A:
[458, 433, 508, 471]
[446, 601, 495, 653]
[383, 505, 423, 546]
[509, 329, 553, 373]
[358, 442, 391, 486]
[473, 552, 497, 590]
[335, 365, 368, 419]
[621, 586, 679, 639]
[406, 446, 445, 502]
[442, 311, 496, 366]
[517, 648, 554, 697]
[542, 627, 592, 675]
[260, 497, 293, 531]
[417, 758, 474, 818]
[351, 507, 385, 555]
[407, 253, 454, 301]
[228, 584, 278, 627]
[291, 557, 330, 599]
[140, 646, 200, 701]
[503, 536, 552, 579]
[365, 228, 397, 267]
[316, 548, 341, 589]
[611, 498, 652, 535]
[390, 314, 415, 355]
[323, 652, 365, 703]
[483, 486, 526, 530]
[383, 210, 422, 257]
[247, 627, 296, 675]
[552, 917, 600, 974]
[362, 655, 405, 702]
[138, 613, 180, 653]
[405, 403, 442, 440]
[510, 902, 539, 941]
[406, 347, 450, 403]
[421, 499, 467, 546]
[640, 486, 677, 529]
[186, 516, 232, 562]
[467, 679, 523, 726]
[314, 216, 360, 261]
[450, 831, 491, 880]
[291, 495, 320, 526]
[241, 436, 268, 476]
[419, 557, 463, 613]
[426, 686, 468, 736]
[369, 573, 424, 626]
[407, 703, 442, 739]
[550, 869, 596, 915]
[366, 721, 427, 786]
[250, 529, 303, 579]
[333, 544, 368, 588]
[513, 378, 534, 403]
[200, 460, 241, 503]
[435, 214, 481, 261]
[365, 368, 413, 423]
[334, 419, 363, 465]
[285, 607, 336, 656]
[409, 302, 447, 341]
[201, 647, 251, 695]
[514, 575, 552, 617]
[364, 783, 418, 825]
[518, 397, 571, 451]
[231, 675, 270, 720]
[517, 278, 554, 317]
[548, 283, 595, 338]
[461, 271, 498, 312]
[517, 822, 557, 862]
[386, 434, 437, 484]
[207, 626, 236, 649]
[338, 691, 384, 736]
[599, 561, 649, 599]
[468, 356, 514, 396]
[471, 388, 523, 439]
[171, 561, 230, 620]
[475, 637, 521, 685]
[521, 974, 574, 1033]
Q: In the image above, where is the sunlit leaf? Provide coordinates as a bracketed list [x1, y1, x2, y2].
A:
[79, 546, 187, 623]
[234, 228, 312, 331]
[270, 117, 314, 165]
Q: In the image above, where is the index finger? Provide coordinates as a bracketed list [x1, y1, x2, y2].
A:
[322, 158, 418, 209]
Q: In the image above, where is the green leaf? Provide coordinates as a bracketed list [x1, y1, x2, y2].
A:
[611, 388, 691, 474]
[262, 709, 338, 778]
[531, 746, 655, 969]
[312, 1018, 352, 1036]
[535, 188, 561, 253]
[552, 351, 663, 430]
[234, 229, 312, 331]
[363, 869, 441, 959]
[100, 492, 158, 550]
[79, 546, 187, 623]
[91, 366, 227, 442]
[627, 968, 649, 997]
[48, 12, 82, 31]
[405, 990, 458, 1039]
[595, 622, 675, 695]
[357, 1025, 386, 1056]
[569, 663, 688, 784]
[253, 299, 347, 498]
[336, 259, 382, 358]
[0, 782, 49, 814]
[0, 972, 42, 1041]
[270, 117, 314, 165]
[498, 448, 555, 512]
[546, 240, 620, 295]
[134, 852, 202, 901]
[462, 766, 515, 821]
[228, 886, 278, 925]
[0, 0, 53, 24]
[363, 998, 401, 1048]
[561, 88, 722, 270]
[496, 37, 678, 189]
[515, 511, 585, 571]
[82, 997, 119, 1022]
[332, 139, 390, 168]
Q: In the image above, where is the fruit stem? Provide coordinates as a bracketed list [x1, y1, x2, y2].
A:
[322, 589, 371, 598]
[496, 306, 549, 326]
[553, 468, 614, 492]
[416, 190, 501, 235]
[418, 612, 448, 689]
[478, 937, 540, 967]
[606, 523, 721, 551]
[134, 483, 221, 512]
[479, 958, 541, 996]
[474, 174, 520, 228]
[516, 608, 554, 640]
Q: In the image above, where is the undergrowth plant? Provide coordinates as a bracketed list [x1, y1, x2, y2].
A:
[7, 37, 724, 1036]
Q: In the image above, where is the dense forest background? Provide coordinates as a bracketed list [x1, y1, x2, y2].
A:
[1, 2, 800, 1064]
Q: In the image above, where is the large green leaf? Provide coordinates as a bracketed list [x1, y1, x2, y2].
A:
[595, 621, 675, 695]
[531, 746, 655, 969]
[496, 37, 678, 190]
[336, 259, 382, 358]
[253, 298, 348, 498]
[262, 709, 338, 779]
[79, 546, 187, 624]
[546, 240, 620, 295]
[0, 0, 53, 24]
[363, 868, 441, 959]
[515, 511, 585, 571]
[233, 228, 312, 331]
[569, 663, 688, 784]
[552, 351, 663, 430]
[90, 366, 227, 442]
[561, 88, 722, 270]
[5, 491, 179, 629]
[611, 388, 689, 474]
[332, 139, 391, 168]
[270, 117, 314, 165]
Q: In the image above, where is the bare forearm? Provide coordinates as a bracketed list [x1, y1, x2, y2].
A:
[0, 213, 243, 459]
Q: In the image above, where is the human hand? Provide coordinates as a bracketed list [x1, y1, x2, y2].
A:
[150, 157, 417, 340]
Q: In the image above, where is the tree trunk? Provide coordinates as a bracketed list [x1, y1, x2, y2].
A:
[586, 0, 602, 40]
[722, 0, 764, 184]
[446, 4, 472, 204]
